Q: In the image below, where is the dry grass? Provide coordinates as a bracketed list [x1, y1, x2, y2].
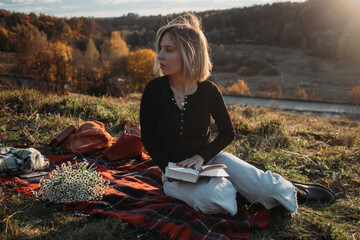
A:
[226, 106, 360, 239]
[1, 87, 359, 240]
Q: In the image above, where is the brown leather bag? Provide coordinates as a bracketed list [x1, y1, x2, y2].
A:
[103, 125, 144, 161]
[49, 125, 76, 147]
[63, 121, 116, 153]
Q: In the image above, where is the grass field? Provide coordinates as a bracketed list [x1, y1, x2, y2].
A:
[212, 44, 360, 104]
[0, 85, 359, 239]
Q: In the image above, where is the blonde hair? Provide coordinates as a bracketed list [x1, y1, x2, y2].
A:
[153, 13, 212, 82]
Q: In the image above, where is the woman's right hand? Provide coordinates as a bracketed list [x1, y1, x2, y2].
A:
[176, 154, 204, 169]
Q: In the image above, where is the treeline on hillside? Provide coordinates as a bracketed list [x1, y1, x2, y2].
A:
[0, 10, 156, 95]
[0, 11, 103, 52]
[96, 0, 360, 63]
[0, 0, 360, 96]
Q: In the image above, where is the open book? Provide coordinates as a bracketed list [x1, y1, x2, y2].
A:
[165, 162, 229, 183]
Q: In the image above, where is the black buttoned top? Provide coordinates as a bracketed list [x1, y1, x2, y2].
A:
[140, 76, 235, 172]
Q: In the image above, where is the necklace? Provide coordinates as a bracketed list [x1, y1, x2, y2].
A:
[169, 77, 197, 108]
[171, 88, 186, 106]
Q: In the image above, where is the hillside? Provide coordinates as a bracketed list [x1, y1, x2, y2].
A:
[95, 0, 360, 63]
[1, 0, 360, 99]
[213, 44, 360, 103]
[2, 46, 359, 105]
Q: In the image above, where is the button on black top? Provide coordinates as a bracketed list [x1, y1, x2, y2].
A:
[140, 76, 235, 172]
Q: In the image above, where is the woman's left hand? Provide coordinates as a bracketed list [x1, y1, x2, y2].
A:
[177, 154, 205, 169]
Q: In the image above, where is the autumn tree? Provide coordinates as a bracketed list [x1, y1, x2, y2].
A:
[12, 23, 46, 54]
[126, 48, 157, 91]
[100, 31, 129, 77]
[85, 38, 100, 64]
[73, 44, 110, 95]
[104, 31, 129, 59]
[15, 25, 50, 86]
[280, 22, 303, 47]
[84, 38, 101, 88]
[54, 18, 73, 40]
[19, 35, 74, 93]
[307, 30, 337, 58]
[336, 19, 360, 63]
[0, 26, 10, 51]
[49, 41, 73, 93]
[84, 38, 112, 94]
[82, 18, 103, 39]
[72, 49, 87, 92]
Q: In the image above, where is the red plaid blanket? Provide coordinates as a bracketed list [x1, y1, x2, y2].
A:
[1, 152, 270, 240]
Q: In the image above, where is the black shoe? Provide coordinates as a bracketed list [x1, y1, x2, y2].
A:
[291, 181, 336, 204]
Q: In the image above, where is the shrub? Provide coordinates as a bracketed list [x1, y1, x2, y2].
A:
[246, 56, 269, 71]
[261, 64, 280, 75]
[257, 80, 282, 98]
[237, 55, 280, 76]
[237, 66, 256, 76]
[222, 63, 238, 72]
[348, 86, 360, 107]
[295, 88, 307, 100]
[258, 80, 282, 93]
[226, 79, 250, 95]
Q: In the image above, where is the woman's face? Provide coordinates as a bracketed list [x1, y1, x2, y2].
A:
[158, 32, 184, 78]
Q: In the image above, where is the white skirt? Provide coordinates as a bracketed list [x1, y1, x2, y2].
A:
[163, 152, 298, 215]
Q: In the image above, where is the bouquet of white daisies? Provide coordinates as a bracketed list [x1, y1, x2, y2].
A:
[35, 160, 110, 203]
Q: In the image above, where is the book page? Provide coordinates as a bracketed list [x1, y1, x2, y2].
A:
[200, 164, 226, 173]
[165, 170, 199, 183]
[165, 162, 199, 183]
[165, 162, 228, 182]
[199, 168, 229, 177]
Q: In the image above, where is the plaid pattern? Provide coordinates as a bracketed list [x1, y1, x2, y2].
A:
[0, 147, 49, 174]
[1, 152, 270, 240]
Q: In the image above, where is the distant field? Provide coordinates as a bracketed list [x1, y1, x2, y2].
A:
[213, 44, 360, 104]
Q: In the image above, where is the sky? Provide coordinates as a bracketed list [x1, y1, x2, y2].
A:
[0, 0, 306, 18]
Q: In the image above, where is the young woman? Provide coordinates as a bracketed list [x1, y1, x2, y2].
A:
[140, 13, 335, 215]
